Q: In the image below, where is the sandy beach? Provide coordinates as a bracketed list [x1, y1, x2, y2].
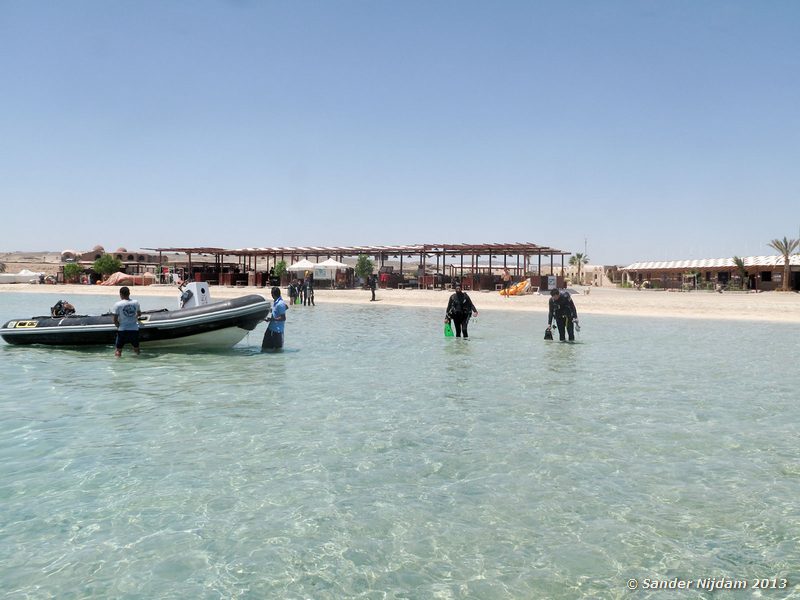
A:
[2, 282, 799, 323]
[3, 250, 799, 323]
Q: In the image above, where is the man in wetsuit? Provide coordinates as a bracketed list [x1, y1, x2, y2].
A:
[445, 281, 479, 338]
[547, 288, 579, 341]
[303, 272, 315, 306]
[288, 280, 298, 305]
[368, 273, 377, 301]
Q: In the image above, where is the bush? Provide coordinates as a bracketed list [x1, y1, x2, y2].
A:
[62, 263, 82, 283]
[274, 260, 287, 278]
[354, 255, 374, 280]
[92, 254, 123, 276]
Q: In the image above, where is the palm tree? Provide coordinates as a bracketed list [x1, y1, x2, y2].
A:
[569, 253, 589, 285]
[732, 256, 747, 290]
[767, 237, 800, 291]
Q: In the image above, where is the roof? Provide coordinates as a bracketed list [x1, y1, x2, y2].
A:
[622, 255, 800, 271]
[144, 242, 570, 257]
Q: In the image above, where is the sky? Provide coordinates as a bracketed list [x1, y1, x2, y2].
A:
[1, 1, 798, 265]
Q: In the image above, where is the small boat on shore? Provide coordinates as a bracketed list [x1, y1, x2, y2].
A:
[0, 283, 270, 349]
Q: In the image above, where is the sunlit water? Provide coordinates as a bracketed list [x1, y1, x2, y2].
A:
[1, 292, 799, 599]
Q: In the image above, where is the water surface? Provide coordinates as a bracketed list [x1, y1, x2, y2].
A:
[1, 292, 798, 598]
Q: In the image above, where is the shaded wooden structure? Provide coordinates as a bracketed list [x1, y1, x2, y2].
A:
[145, 242, 570, 291]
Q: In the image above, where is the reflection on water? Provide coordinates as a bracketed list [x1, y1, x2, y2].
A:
[1, 292, 799, 598]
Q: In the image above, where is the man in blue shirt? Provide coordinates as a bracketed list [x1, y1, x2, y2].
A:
[262, 286, 287, 351]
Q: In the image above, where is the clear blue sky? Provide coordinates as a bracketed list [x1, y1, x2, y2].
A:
[1, 1, 798, 265]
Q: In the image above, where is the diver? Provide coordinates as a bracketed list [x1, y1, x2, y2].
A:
[303, 272, 315, 306]
[445, 281, 478, 338]
[546, 288, 579, 341]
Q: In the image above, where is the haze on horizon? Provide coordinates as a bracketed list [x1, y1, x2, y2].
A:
[1, 1, 798, 265]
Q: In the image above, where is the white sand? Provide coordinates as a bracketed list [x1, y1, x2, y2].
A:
[2, 283, 799, 323]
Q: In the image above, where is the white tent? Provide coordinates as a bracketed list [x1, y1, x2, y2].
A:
[312, 258, 349, 287]
[314, 258, 348, 279]
[287, 259, 317, 272]
[0, 269, 44, 284]
[315, 258, 349, 270]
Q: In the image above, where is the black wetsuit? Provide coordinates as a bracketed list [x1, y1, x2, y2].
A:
[369, 275, 377, 301]
[446, 291, 476, 338]
[304, 276, 314, 306]
[548, 290, 578, 341]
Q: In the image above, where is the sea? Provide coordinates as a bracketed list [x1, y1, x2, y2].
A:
[1, 291, 798, 599]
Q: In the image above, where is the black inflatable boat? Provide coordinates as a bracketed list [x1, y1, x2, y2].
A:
[1, 293, 270, 349]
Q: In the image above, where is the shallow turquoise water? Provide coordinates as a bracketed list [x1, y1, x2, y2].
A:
[1, 292, 799, 599]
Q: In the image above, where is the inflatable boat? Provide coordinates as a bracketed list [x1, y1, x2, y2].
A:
[499, 280, 530, 296]
[0, 283, 270, 349]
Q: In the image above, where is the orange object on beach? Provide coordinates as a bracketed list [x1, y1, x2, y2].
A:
[499, 280, 529, 296]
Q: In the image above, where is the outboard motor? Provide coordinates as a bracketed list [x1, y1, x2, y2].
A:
[51, 300, 76, 317]
[179, 282, 211, 309]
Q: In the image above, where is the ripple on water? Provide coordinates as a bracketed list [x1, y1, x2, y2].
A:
[1, 295, 799, 597]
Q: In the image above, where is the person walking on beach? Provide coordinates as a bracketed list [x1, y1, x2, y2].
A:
[445, 281, 478, 338]
[547, 288, 579, 342]
[112, 286, 142, 357]
[262, 286, 288, 351]
[368, 273, 377, 301]
[501, 268, 512, 296]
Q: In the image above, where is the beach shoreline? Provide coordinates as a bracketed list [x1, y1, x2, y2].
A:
[2, 283, 799, 323]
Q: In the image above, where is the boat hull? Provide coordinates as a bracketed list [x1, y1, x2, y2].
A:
[0, 294, 270, 349]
